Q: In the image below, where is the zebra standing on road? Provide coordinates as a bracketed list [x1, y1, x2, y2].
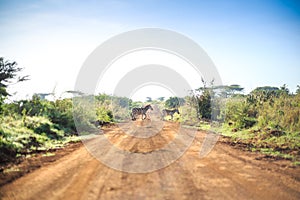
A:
[131, 104, 153, 121]
[162, 108, 180, 120]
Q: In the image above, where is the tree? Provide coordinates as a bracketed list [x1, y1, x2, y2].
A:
[0, 58, 29, 96]
[157, 97, 165, 102]
[248, 86, 279, 106]
[190, 78, 214, 119]
[213, 84, 244, 98]
[279, 84, 289, 95]
[115, 96, 131, 108]
[251, 86, 279, 93]
[296, 85, 300, 95]
[227, 84, 244, 95]
[165, 97, 184, 108]
[146, 97, 152, 102]
[0, 57, 29, 113]
[193, 88, 212, 119]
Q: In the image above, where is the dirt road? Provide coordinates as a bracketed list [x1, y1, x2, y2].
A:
[1, 121, 299, 200]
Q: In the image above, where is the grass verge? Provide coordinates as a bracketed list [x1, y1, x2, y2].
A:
[193, 121, 300, 164]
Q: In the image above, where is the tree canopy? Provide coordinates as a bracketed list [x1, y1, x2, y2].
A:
[165, 97, 184, 108]
[0, 57, 29, 113]
[0, 57, 29, 97]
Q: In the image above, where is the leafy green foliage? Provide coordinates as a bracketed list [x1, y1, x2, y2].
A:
[256, 95, 300, 132]
[194, 89, 212, 119]
[224, 98, 257, 129]
[1, 93, 86, 163]
[73, 96, 98, 132]
[189, 80, 213, 120]
[0, 57, 29, 113]
[221, 85, 299, 132]
[296, 85, 300, 95]
[3, 96, 76, 134]
[0, 58, 28, 96]
[94, 94, 132, 122]
[210, 85, 300, 161]
[165, 97, 184, 109]
[179, 98, 199, 125]
[0, 116, 78, 163]
[96, 106, 113, 123]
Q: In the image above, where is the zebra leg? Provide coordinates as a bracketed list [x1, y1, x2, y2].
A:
[131, 113, 136, 121]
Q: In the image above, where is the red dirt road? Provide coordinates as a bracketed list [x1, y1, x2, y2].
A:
[1, 122, 299, 200]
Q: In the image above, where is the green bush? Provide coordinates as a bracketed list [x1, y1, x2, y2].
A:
[224, 98, 257, 129]
[257, 95, 300, 132]
[0, 116, 76, 162]
[24, 116, 64, 139]
[3, 97, 77, 134]
[96, 106, 114, 123]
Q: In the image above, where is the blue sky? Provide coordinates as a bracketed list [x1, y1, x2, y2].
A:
[0, 0, 299, 100]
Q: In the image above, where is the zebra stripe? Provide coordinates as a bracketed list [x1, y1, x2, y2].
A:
[162, 108, 180, 120]
[131, 104, 153, 120]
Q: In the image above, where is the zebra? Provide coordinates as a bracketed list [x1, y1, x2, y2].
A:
[162, 108, 180, 120]
[131, 104, 153, 121]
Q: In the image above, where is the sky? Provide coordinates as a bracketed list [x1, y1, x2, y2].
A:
[0, 0, 299, 101]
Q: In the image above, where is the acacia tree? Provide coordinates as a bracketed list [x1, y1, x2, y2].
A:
[213, 84, 244, 98]
[0, 57, 29, 113]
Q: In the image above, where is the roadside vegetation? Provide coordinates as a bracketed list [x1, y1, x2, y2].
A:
[0, 58, 81, 163]
[184, 81, 300, 164]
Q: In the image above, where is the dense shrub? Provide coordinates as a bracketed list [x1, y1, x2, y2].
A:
[0, 116, 75, 163]
[3, 97, 76, 134]
[215, 87, 300, 134]
[224, 98, 257, 129]
[96, 106, 114, 124]
[256, 95, 300, 132]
